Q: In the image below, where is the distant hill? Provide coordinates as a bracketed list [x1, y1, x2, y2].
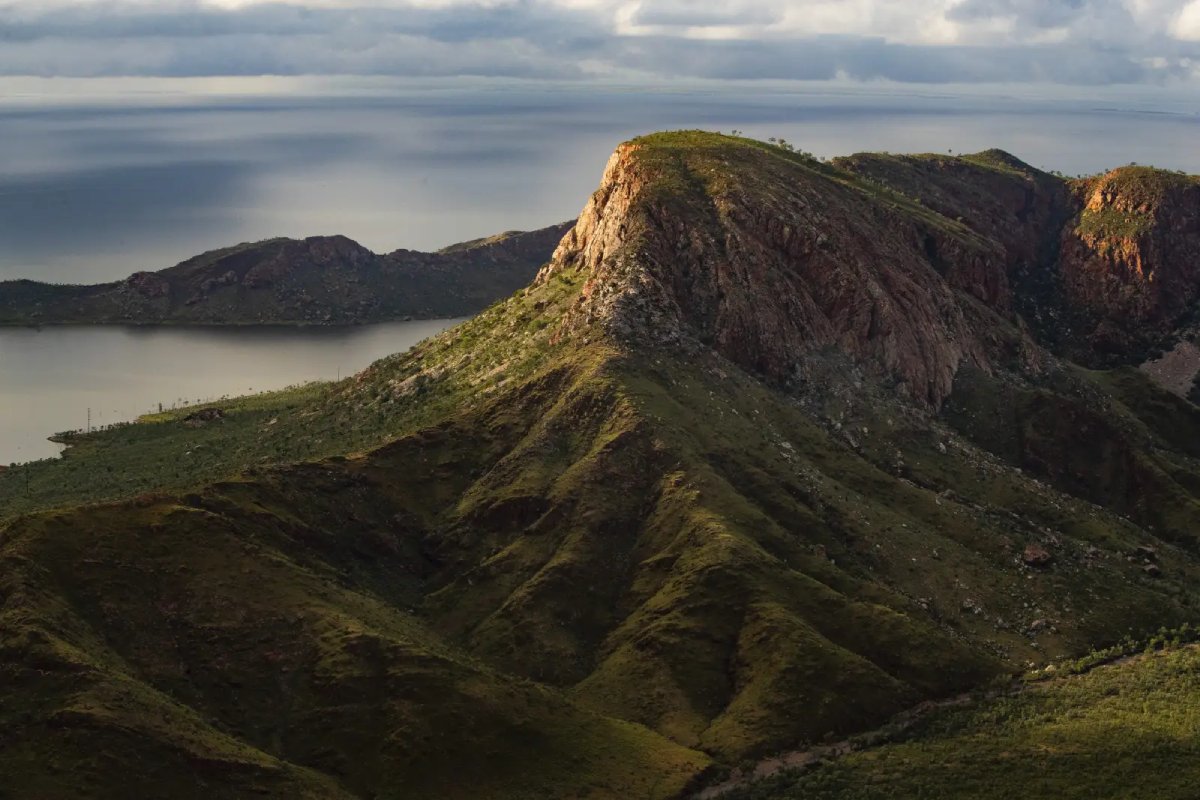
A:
[4, 132, 1200, 798]
[0, 221, 573, 325]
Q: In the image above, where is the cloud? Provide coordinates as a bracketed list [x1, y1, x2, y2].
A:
[0, 0, 1196, 84]
[1176, 0, 1200, 39]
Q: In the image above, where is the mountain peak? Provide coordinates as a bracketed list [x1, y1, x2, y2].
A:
[1061, 163, 1200, 355]
[540, 133, 1019, 404]
[962, 147, 1041, 174]
[539, 133, 1200, 402]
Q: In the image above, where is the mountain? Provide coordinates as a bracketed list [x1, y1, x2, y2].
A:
[0, 222, 572, 326]
[4, 132, 1200, 798]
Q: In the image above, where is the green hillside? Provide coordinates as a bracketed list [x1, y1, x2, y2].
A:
[4, 132, 1200, 797]
[722, 640, 1200, 800]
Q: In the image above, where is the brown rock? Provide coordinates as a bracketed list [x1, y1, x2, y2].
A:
[1022, 543, 1054, 567]
[1060, 168, 1200, 360]
[123, 271, 170, 299]
[537, 141, 1016, 405]
[1135, 545, 1159, 562]
[183, 408, 225, 425]
[538, 136, 1200, 407]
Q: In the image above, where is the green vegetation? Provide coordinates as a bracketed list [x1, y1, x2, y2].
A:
[1, 383, 329, 519]
[958, 148, 1043, 177]
[5, 131, 1200, 797]
[722, 642, 1200, 800]
[0, 494, 708, 799]
[0, 263, 588, 521]
[630, 131, 989, 246]
[1075, 204, 1156, 238]
[1074, 167, 1199, 239]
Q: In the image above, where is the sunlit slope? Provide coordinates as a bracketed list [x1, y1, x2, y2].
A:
[724, 643, 1200, 800]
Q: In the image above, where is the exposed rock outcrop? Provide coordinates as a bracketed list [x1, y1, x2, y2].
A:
[540, 133, 1200, 405]
[540, 139, 1010, 404]
[1060, 168, 1200, 360]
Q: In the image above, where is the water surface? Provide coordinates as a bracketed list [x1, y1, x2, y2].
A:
[2, 83, 1197, 283]
[0, 319, 460, 464]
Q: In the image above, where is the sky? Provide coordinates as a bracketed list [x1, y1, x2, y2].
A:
[0, 0, 1198, 86]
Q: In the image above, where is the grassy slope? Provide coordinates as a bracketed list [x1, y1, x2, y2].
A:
[0, 263, 590, 518]
[0, 498, 707, 800]
[723, 644, 1200, 800]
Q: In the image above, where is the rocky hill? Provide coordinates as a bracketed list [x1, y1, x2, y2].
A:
[0, 222, 572, 326]
[4, 132, 1200, 798]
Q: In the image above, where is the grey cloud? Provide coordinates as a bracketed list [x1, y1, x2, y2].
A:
[608, 35, 1182, 84]
[0, 1, 1196, 84]
[629, 2, 783, 28]
[949, 0, 1095, 28]
[945, 0, 1147, 44]
[0, 2, 592, 44]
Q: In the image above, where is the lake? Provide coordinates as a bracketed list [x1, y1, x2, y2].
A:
[2, 82, 1198, 284]
[0, 318, 461, 464]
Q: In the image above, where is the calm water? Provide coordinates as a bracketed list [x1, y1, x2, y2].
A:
[0, 319, 460, 464]
[1, 83, 1198, 283]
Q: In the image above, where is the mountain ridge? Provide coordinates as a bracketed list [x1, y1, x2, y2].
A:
[4, 131, 1200, 798]
[0, 221, 573, 326]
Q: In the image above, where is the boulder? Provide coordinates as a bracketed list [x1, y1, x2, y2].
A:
[1022, 543, 1054, 567]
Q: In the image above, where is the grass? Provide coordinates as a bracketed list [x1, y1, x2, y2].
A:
[1075, 204, 1156, 238]
[0, 497, 709, 799]
[721, 641, 1200, 800]
[0, 264, 589, 521]
[629, 131, 990, 246]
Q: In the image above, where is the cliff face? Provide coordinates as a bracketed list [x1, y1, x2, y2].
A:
[0, 222, 572, 326]
[540, 137, 1019, 405]
[1060, 168, 1200, 359]
[541, 134, 1200, 404]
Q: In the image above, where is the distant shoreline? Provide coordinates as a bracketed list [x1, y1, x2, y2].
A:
[0, 221, 572, 328]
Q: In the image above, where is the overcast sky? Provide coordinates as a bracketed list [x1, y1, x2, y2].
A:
[0, 0, 1198, 85]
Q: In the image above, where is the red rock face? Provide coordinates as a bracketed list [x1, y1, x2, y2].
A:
[540, 136, 1200, 404]
[833, 151, 1073, 308]
[1059, 169, 1200, 356]
[123, 271, 171, 299]
[541, 140, 1025, 405]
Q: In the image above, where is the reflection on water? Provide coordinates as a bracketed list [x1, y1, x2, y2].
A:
[2, 85, 1198, 284]
[0, 319, 462, 464]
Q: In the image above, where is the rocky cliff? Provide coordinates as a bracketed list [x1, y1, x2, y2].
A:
[0, 221, 572, 326]
[542, 134, 1200, 403]
[1061, 167, 1200, 360]
[540, 138, 1008, 404]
